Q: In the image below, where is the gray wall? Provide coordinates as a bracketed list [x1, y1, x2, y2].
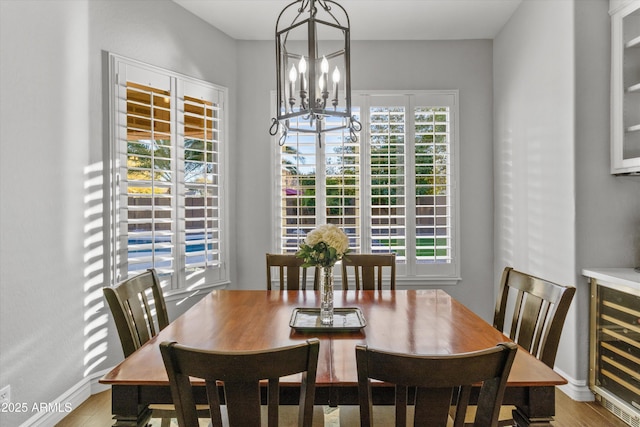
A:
[0, 1, 237, 425]
[494, 0, 640, 399]
[235, 39, 497, 318]
[494, 0, 579, 389]
[1, 3, 90, 426]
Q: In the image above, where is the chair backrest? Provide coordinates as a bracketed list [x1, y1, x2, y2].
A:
[266, 253, 319, 290]
[341, 253, 396, 290]
[356, 342, 518, 427]
[493, 267, 576, 367]
[160, 338, 320, 427]
[103, 269, 169, 358]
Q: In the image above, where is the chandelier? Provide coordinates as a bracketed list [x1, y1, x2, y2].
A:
[269, 0, 360, 146]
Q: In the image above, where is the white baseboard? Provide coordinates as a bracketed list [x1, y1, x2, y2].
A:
[20, 368, 112, 427]
[554, 367, 595, 402]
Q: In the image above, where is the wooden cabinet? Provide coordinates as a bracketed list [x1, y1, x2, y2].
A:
[611, 0, 640, 174]
[584, 268, 640, 426]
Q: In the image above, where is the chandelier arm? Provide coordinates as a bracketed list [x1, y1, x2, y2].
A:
[316, 117, 323, 148]
[351, 116, 362, 132]
[317, 0, 342, 28]
[322, 0, 350, 28]
[280, 121, 290, 146]
[279, 130, 288, 146]
[349, 127, 358, 143]
[269, 117, 280, 136]
[276, 0, 306, 45]
[309, 0, 317, 18]
[349, 116, 361, 142]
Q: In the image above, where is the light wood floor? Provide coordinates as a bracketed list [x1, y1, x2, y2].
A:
[55, 388, 630, 426]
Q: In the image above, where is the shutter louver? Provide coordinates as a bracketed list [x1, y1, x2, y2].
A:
[279, 117, 318, 253]
[370, 106, 406, 260]
[125, 82, 175, 276]
[183, 95, 221, 270]
[415, 107, 451, 263]
[324, 111, 361, 252]
[279, 113, 362, 253]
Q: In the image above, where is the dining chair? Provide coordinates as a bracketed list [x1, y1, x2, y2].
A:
[103, 269, 207, 426]
[103, 268, 169, 358]
[355, 342, 518, 427]
[341, 253, 396, 290]
[459, 267, 576, 426]
[160, 338, 322, 427]
[494, 267, 576, 368]
[266, 253, 319, 290]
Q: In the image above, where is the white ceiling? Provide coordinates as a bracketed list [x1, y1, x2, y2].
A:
[172, 0, 523, 41]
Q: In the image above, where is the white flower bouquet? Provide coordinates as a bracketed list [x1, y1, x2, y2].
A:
[296, 224, 350, 268]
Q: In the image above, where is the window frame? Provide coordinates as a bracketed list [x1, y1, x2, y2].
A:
[271, 90, 460, 285]
[108, 53, 230, 293]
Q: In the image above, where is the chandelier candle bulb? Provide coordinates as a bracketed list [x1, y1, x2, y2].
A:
[299, 56, 307, 92]
[288, 65, 297, 109]
[332, 67, 340, 102]
[289, 66, 296, 90]
[321, 56, 329, 73]
[321, 56, 329, 98]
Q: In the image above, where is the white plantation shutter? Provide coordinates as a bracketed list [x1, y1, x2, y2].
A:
[324, 112, 361, 251]
[112, 55, 228, 289]
[180, 81, 225, 287]
[279, 117, 318, 253]
[411, 92, 457, 277]
[361, 93, 457, 277]
[367, 101, 407, 262]
[277, 113, 361, 253]
[275, 91, 459, 281]
[414, 105, 452, 265]
[114, 64, 176, 279]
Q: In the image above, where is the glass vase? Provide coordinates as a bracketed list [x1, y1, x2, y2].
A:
[320, 265, 334, 325]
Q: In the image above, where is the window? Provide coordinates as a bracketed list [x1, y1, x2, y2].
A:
[110, 54, 228, 290]
[274, 91, 459, 281]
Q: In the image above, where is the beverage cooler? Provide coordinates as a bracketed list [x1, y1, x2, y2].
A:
[584, 268, 640, 427]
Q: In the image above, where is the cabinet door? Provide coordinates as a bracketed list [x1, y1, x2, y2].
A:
[611, 0, 640, 174]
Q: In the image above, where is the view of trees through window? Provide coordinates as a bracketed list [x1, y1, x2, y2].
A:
[125, 85, 220, 275]
[111, 55, 227, 289]
[277, 92, 457, 277]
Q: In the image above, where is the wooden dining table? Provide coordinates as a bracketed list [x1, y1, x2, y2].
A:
[100, 289, 567, 426]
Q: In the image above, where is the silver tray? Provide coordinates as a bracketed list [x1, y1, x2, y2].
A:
[289, 307, 367, 332]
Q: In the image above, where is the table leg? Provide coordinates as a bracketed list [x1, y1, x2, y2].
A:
[512, 386, 555, 427]
[110, 385, 152, 427]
